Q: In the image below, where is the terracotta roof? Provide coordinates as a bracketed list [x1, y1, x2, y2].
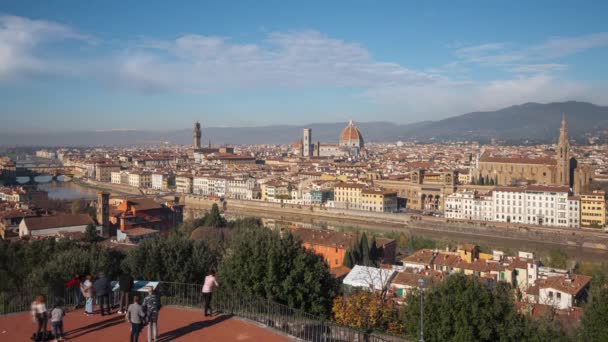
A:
[479, 153, 556, 166]
[23, 214, 94, 231]
[124, 227, 160, 237]
[339, 120, 364, 145]
[539, 274, 592, 296]
[132, 198, 162, 211]
[403, 249, 436, 266]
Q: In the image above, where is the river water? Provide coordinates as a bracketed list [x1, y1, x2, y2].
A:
[37, 181, 99, 200]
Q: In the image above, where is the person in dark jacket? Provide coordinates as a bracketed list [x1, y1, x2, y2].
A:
[93, 272, 112, 316]
[118, 273, 134, 314]
[143, 287, 160, 342]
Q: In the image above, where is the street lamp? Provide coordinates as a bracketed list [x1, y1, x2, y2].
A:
[418, 278, 425, 342]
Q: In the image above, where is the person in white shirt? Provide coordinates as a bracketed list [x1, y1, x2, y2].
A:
[31, 295, 48, 342]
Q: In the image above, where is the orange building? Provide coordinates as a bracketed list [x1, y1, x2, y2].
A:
[290, 227, 396, 269]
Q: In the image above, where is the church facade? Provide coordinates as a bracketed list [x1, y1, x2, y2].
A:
[474, 116, 592, 193]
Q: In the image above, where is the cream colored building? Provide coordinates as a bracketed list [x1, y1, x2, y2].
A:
[128, 172, 152, 188]
[334, 182, 365, 210]
[580, 190, 606, 228]
[361, 189, 398, 212]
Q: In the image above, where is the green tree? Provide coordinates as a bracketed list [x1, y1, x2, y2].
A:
[544, 250, 569, 269]
[369, 235, 379, 266]
[122, 232, 218, 283]
[360, 232, 370, 266]
[83, 224, 99, 243]
[218, 226, 337, 316]
[203, 203, 227, 228]
[402, 273, 552, 342]
[343, 248, 354, 269]
[580, 283, 608, 341]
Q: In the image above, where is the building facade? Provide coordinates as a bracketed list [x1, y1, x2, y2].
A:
[580, 190, 606, 228]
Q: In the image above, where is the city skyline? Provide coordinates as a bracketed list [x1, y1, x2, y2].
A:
[1, 1, 608, 132]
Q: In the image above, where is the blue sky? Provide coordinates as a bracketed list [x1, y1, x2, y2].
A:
[1, 0, 608, 132]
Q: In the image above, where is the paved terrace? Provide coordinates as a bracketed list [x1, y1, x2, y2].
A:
[0, 306, 289, 341]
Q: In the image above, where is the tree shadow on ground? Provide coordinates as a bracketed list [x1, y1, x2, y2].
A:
[157, 314, 233, 342]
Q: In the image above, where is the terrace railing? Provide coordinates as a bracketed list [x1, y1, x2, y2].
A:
[1, 282, 407, 342]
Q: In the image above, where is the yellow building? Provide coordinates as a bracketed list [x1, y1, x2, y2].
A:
[334, 182, 365, 210]
[580, 190, 606, 228]
[361, 189, 398, 212]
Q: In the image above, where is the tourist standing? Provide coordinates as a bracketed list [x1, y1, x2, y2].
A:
[118, 272, 134, 314]
[93, 272, 112, 316]
[50, 300, 65, 342]
[143, 287, 160, 342]
[65, 273, 82, 308]
[127, 296, 146, 342]
[81, 275, 94, 315]
[202, 270, 219, 317]
[30, 295, 48, 342]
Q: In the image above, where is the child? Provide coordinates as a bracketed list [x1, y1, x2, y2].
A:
[51, 301, 65, 342]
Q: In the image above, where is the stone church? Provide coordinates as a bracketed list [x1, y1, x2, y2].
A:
[474, 116, 593, 193]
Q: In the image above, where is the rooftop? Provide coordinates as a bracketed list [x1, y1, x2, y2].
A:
[0, 306, 288, 342]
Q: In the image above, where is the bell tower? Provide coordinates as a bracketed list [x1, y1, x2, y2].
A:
[193, 121, 202, 149]
[556, 115, 570, 186]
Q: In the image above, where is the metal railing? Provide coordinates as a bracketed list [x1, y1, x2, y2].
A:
[1, 282, 407, 342]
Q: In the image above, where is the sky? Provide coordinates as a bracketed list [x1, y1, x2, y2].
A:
[1, 0, 608, 132]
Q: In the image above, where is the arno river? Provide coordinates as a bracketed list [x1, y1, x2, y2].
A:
[17, 177, 98, 200]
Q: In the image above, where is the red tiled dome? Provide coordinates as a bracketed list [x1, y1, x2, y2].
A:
[292, 139, 302, 148]
[339, 120, 364, 147]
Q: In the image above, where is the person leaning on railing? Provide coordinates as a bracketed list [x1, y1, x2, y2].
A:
[202, 270, 220, 317]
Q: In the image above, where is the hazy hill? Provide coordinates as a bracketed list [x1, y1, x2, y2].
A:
[1, 101, 606, 146]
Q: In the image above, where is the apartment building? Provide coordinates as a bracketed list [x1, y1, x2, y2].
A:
[111, 171, 129, 185]
[361, 189, 398, 212]
[334, 182, 366, 210]
[493, 186, 579, 228]
[445, 190, 494, 221]
[580, 190, 606, 228]
[128, 171, 152, 188]
[95, 164, 121, 182]
[175, 174, 193, 194]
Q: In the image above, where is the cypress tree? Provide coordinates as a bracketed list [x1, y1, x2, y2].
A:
[343, 249, 354, 268]
[369, 235, 379, 266]
[360, 232, 370, 266]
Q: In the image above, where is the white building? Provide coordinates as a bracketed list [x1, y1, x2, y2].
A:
[19, 214, 99, 238]
[227, 177, 256, 200]
[128, 172, 152, 189]
[493, 185, 579, 228]
[445, 190, 493, 221]
[151, 173, 166, 190]
[176, 175, 193, 194]
[111, 171, 129, 185]
[538, 274, 591, 309]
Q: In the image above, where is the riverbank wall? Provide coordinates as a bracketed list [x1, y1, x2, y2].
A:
[184, 195, 608, 251]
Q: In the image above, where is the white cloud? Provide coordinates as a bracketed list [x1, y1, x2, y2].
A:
[454, 32, 608, 71]
[1, 14, 607, 124]
[109, 30, 441, 93]
[0, 14, 90, 79]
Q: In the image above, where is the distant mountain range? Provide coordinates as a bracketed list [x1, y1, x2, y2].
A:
[1, 101, 607, 147]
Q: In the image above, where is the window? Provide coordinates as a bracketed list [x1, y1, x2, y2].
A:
[557, 292, 561, 300]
